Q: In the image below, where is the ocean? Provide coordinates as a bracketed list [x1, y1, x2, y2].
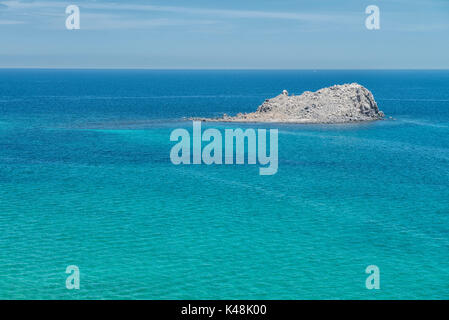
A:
[0, 69, 448, 299]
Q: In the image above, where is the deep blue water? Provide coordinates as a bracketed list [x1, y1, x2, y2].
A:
[0, 69, 448, 299]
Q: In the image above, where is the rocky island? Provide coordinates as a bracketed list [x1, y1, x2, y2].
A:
[193, 83, 385, 124]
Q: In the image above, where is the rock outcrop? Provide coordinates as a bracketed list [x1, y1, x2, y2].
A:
[194, 83, 385, 123]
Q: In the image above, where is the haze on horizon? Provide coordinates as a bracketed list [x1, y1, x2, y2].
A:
[0, 0, 448, 69]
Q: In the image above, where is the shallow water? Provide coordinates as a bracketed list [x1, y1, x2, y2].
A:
[0, 70, 448, 299]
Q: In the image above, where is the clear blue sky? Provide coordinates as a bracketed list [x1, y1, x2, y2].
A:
[0, 0, 448, 69]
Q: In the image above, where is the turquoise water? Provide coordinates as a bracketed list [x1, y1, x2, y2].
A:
[0, 70, 448, 299]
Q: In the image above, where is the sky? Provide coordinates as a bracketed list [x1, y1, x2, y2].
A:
[0, 0, 448, 69]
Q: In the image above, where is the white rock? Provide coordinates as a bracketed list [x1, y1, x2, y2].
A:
[194, 83, 385, 123]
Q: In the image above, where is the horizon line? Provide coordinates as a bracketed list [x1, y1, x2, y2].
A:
[1, 67, 449, 71]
